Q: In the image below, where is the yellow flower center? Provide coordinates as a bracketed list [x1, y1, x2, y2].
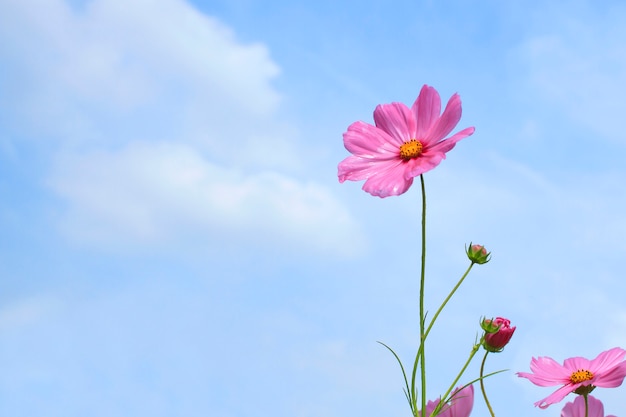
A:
[570, 369, 594, 384]
[399, 139, 423, 161]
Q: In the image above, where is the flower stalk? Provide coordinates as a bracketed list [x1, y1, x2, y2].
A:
[480, 351, 496, 417]
[432, 342, 481, 416]
[418, 175, 427, 416]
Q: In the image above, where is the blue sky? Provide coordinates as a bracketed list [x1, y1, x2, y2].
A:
[1, 0, 626, 416]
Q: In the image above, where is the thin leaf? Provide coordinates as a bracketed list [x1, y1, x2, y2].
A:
[377, 341, 413, 409]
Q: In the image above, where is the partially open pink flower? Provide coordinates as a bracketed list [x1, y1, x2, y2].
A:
[560, 395, 616, 417]
[482, 317, 515, 352]
[338, 85, 475, 197]
[419, 385, 474, 417]
[517, 347, 626, 409]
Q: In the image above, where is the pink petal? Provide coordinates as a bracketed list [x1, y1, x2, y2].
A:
[413, 85, 441, 139]
[590, 347, 626, 372]
[593, 361, 626, 388]
[342, 121, 402, 157]
[564, 356, 593, 372]
[424, 93, 463, 144]
[585, 396, 607, 417]
[536, 384, 579, 409]
[338, 155, 399, 182]
[405, 152, 446, 178]
[420, 386, 473, 417]
[518, 356, 572, 386]
[361, 161, 413, 197]
[373, 102, 415, 144]
[445, 385, 474, 417]
[560, 395, 606, 417]
[589, 348, 626, 387]
[426, 127, 475, 154]
[421, 399, 440, 417]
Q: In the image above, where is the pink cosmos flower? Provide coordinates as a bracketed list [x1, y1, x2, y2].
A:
[419, 385, 474, 417]
[517, 347, 626, 409]
[337, 84, 475, 197]
[560, 395, 616, 417]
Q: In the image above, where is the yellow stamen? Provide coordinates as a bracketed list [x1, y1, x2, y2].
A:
[399, 139, 423, 161]
[570, 369, 594, 384]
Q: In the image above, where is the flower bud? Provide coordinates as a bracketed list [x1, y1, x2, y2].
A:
[481, 317, 515, 352]
[480, 317, 500, 334]
[466, 243, 491, 264]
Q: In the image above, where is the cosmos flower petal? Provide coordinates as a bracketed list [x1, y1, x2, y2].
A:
[560, 395, 607, 417]
[419, 385, 474, 417]
[424, 93, 463, 145]
[517, 371, 566, 387]
[585, 397, 606, 417]
[593, 362, 626, 387]
[536, 384, 579, 409]
[413, 85, 442, 139]
[342, 121, 403, 157]
[373, 102, 415, 144]
[518, 357, 571, 386]
[564, 356, 593, 372]
[445, 385, 474, 417]
[426, 127, 475, 154]
[338, 155, 398, 182]
[361, 161, 414, 197]
[590, 347, 626, 371]
[405, 152, 446, 178]
[529, 356, 572, 380]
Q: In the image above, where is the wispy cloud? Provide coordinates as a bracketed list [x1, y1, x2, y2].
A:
[48, 141, 365, 256]
[0, 0, 363, 256]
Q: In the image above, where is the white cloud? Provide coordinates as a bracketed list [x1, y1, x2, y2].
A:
[0, 0, 363, 255]
[0, 0, 285, 161]
[1, 0, 280, 110]
[49, 142, 366, 256]
[79, 0, 281, 114]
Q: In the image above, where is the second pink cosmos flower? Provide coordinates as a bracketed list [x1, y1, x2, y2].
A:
[517, 347, 626, 409]
[337, 84, 475, 198]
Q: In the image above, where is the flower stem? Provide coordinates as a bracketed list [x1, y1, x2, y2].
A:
[432, 342, 480, 416]
[480, 351, 496, 417]
[409, 175, 428, 416]
[409, 175, 478, 417]
[410, 261, 474, 415]
[425, 262, 474, 340]
[584, 394, 589, 417]
[411, 260, 474, 417]
[419, 175, 427, 417]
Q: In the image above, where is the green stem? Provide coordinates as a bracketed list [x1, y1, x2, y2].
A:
[584, 394, 588, 417]
[480, 351, 496, 417]
[419, 175, 427, 416]
[409, 175, 428, 416]
[410, 261, 474, 415]
[425, 262, 474, 340]
[432, 342, 481, 416]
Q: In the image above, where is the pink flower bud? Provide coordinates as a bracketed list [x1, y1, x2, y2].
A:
[466, 243, 491, 264]
[482, 317, 515, 352]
